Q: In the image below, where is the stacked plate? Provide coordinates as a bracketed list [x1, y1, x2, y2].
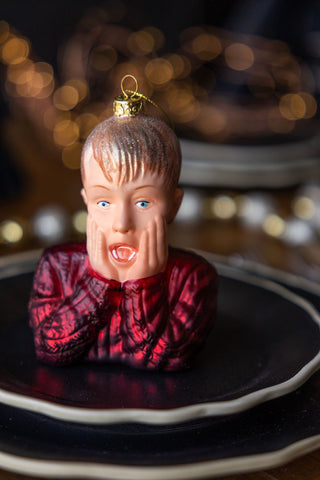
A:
[180, 135, 320, 188]
[1, 251, 320, 479]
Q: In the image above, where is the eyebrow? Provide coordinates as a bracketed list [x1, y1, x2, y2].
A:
[134, 185, 156, 191]
[89, 185, 111, 190]
[88, 184, 158, 192]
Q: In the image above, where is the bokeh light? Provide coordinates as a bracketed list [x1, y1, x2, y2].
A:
[1, 36, 29, 65]
[72, 210, 87, 234]
[237, 194, 274, 227]
[165, 54, 191, 79]
[33, 206, 68, 243]
[145, 58, 173, 86]
[224, 43, 254, 71]
[8, 61, 55, 99]
[283, 218, 314, 246]
[43, 107, 71, 131]
[53, 85, 79, 111]
[194, 106, 226, 136]
[292, 196, 316, 220]
[75, 112, 99, 139]
[176, 189, 203, 222]
[165, 83, 200, 122]
[263, 214, 285, 237]
[144, 26, 165, 50]
[298, 92, 317, 118]
[192, 33, 222, 61]
[128, 30, 155, 56]
[279, 93, 307, 120]
[1, 220, 24, 243]
[210, 195, 237, 219]
[65, 78, 89, 102]
[53, 120, 79, 147]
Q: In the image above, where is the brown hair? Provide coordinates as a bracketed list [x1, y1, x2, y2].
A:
[81, 115, 181, 191]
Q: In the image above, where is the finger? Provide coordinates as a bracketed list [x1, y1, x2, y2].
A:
[156, 215, 168, 270]
[138, 228, 149, 265]
[96, 228, 106, 263]
[148, 218, 158, 270]
[86, 214, 94, 255]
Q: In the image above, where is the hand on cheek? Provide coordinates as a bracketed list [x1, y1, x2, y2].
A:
[122, 215, 168, 283]
[86, 214, 118, 281]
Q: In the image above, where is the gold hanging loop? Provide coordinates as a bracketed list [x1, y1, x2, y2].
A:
[120, 74, 139, 99]
[113, 74, 174, 128]
[113, 74, 143, 118]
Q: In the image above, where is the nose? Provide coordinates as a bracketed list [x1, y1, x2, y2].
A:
[112, 205, 134, 233]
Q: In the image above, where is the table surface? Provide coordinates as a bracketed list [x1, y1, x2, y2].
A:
[1, 118, 320, 479]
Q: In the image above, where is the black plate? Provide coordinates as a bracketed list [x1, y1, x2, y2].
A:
[1, 258, 320, 478]
[0, 263, 320, 424]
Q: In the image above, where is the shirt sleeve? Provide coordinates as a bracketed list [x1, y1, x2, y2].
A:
[28, 250, 118, 365]
[118, 258, 218, 370]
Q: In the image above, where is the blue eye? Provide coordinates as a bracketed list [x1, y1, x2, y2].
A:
[136, 200, 150, 209]
[97, 201, 110, 208]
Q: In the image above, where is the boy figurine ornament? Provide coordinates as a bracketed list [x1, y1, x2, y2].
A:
[29, 76, 218, 371]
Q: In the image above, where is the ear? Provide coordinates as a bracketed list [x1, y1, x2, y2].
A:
[167, 188, 184, 223]
[81, 188, 87, 206]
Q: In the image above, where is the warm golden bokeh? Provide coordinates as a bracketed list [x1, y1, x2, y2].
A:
[1, 36, 29, 65]
[53, 119, 80, 147]
[53, 85, 79, 111]
[224, 43, 255, 71]
[145, 58, 173, 86]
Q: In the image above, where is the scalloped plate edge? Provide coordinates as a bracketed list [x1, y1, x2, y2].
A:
[1, 432, 320, 479]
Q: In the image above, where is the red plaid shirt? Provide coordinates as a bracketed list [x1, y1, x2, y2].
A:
[29, 243, 218, 370]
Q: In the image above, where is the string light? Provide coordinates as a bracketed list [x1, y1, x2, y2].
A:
[1, 220, 24, 244]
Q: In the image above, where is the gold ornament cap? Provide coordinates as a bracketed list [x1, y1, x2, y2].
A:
[113, 74, 144, 117]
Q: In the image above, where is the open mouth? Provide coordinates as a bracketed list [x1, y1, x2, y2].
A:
[110, 244, 137, 263]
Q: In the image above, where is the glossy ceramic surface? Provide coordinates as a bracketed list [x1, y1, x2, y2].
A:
[1, 253, 320, 478]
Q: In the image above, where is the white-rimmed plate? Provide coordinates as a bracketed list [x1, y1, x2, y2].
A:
[1, 251, 320, 478]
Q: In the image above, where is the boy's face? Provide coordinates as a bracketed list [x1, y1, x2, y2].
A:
[81, 155, 182, 276]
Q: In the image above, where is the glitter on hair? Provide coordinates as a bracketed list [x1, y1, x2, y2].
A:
[81, 115, 181, 191]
